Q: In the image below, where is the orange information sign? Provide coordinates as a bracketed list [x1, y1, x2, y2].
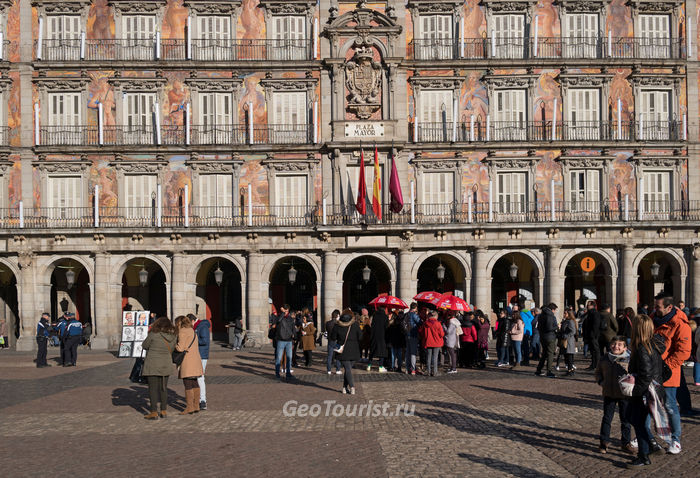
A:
[580, 257, 596, 273]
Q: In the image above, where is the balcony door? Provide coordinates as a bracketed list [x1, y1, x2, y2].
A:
[639, 14, 670, 58]
[493, 14, 525, 59]
[570, 169, 600, 213]
[271, 91, 307, 143]
[47, 175, 82, 219]
[123, 15, 156, 60]
[198, 93, 232, 144]
[419, 90, 453, 142]
[422, 172, 454, 219]
[46, 15, 80, 60]
[419, 15, 453, 60]
[124, 174, 157, 220]
[566, 14, 598, 58]
[270, 16, 306, 60]
[642, 170, 671, 218]
[497, 171, 528, 216]
[48, 92, 81, 145]
[493, 89, 526, 141]
[124, 93, 155, 144]
[567, 89, 600, 140]
[276, 175, 307, 223]
[199, 174, 232, 221]
[196, 16, 231, 60]
[639, 90, 671, 140]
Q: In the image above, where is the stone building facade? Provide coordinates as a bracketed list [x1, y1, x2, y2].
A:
[1, 0, 699, 349]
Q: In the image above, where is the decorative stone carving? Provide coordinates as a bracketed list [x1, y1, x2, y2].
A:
[187, 161, 238, 173]
[258, 0, 316, 19]
[184, 77, 243, 93]
[481, 0, 536, 13]
[108, 77, 168, 90]
[208, 233, 221, 243]
[556, 0, 606, 13]
[53, 235, 67, 244]
[319, 232, 331, 242]
[111, 158, 167, 173]
[130, 234, 144, 243]
[628, 0, 683, 13]
[33, 77, 91, 91]
[482, 72, 536, 89]
[435, 230, 447, 240]
[108, 0, 166, 13]
[547, 228, 560, 239]
[345, 46, 383, 120]
[509, 229, 522, 239]
[260, 77, 317, 92]
[32, 0, 91, 14]
[33, 160, 90, 173]
[183, 0, 241, 14]
[401, 231, 414, 241]
[473, 229, 485, 239]
[407, 0, 464, 15]
[169, 233, 182, 244]
[657, 227, 670, 238]
[413, 160, 456, 170]
[584, 228, 596, 238]
[17, 252, 33, 269]
[93, 234, 105, 244]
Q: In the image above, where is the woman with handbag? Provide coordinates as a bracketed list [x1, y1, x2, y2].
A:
[559, 310, 578, 376]
[508, 312, 524, 370]
[330, 309, 361, 394]
[174, 315, 203, 415]
[141, 317, 177, 419]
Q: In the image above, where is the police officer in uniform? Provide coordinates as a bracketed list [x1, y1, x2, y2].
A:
[36, 313, 50, 367]
[55, 313, 69, 365]
[63, 313, 82, 367]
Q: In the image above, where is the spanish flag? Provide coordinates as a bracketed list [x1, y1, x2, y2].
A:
[372, 145, 382, 220]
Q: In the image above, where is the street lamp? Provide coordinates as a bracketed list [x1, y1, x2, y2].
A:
[650, 260, 661, 280]
[509, 260, 518, 282]
[65, 268, 75, 289]
[436, 259, 446, 282]
[214, 262, 223, 286]
[288, 264, 297, 285]
[139, 266, 148, 287]
[362, 261, 371, 284]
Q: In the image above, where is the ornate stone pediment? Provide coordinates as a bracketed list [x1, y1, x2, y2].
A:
[260, 77, 317, 92]
[108, 77, 168, 90]
[557, 153, 613, 173]
[555, 0, 606, 13]
[409, 76, 464, 93]
[183, 0, 241, 15]
[482, 153, 538, 172]
[258, 0, 316, 18]
[111, 157, 167, 173]
[558, 72, 614, 89]
[483, 71, 537, 89]
[480, 0, 537, 13]
[32, 0, 91, 14]
[627, 0, 683, 13]
[328, 8, 401, 30]
[628, 72, 683, 88]
[33, 76, 91, 91]
[186, 160, 240, 173]
[630, 154, 684, 168]
[407, 0, 464, 15]
[108, 0, 166, 13]
[33, 160, 90, 173]
[413, 159, 460, 170]
[0, 77, 13, 93]
[263, 152, 318, 171]
[344, 46, 383, 120]
[184, 77, 243, 93]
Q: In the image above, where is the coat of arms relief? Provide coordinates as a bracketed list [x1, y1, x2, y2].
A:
[345, 46, 383, 119]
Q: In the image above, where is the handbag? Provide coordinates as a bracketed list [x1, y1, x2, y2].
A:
[165, 333, 195, 366]
[333, 324, 352, 354]
[618, 373, 635, 397]
[557, 337, 568, 349]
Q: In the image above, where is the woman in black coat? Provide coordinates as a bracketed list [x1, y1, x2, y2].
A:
[330, 309, 362, 394]
[368, 308, 389, 372]
[626, 314, 666, 469]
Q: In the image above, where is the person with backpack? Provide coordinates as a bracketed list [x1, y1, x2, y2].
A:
[275, 304, 295, 380]
[403, 303, 421, 375]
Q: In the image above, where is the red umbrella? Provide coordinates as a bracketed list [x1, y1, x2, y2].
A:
[433, 294, 471, 312]
[413, 291, 442, 303]
[369, 295, 409, 309]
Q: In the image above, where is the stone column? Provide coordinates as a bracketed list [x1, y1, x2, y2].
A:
[91, 253, 113, 350]
[15, 253, 37, 351]
[473, 247, 490, 311]
[621, 245, 637, 309]
[322, 250, 338, 324]
[246, 251, 265, 343]
[546, 246, 563, 308]
[398, 249, 414, 305]
[170, 253, 189, 319]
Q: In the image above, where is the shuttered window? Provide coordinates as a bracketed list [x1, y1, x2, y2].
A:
[47, 15, 80, 40]
[48, 92, 81, 127]
[276, 175, 307, 210]
[497, 172, 527, 213]
[422, 172, 454, 204]
[639, 15, 670, 58]
[123, 15, 156, 41]
[419, 15, 452, 59]
[639, 90, 671, 140]
[419, 90, 453, 125]
[199, 92, 232, 127]
[272, 91, 306, 125]
[47, 176, 82, 209]
[198, 174, 232, 209]
[566, 14, 597, 58]
[196, 15, 231, 60]
[124, 93, 155, 128]
[493, 90, 526, 140]
[567, 89, 600, 140]
[124, 175, 157, 209]
[643, 171, 671, 205]
[270, 16, 306, 60]
[570, 169, 600, 211]
[493, 14, 525, 58]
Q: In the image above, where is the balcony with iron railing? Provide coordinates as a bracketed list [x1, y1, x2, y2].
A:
[1, 200, 698, 230]
[37, 124, 314, 146]
[0, 126, 9, 146]
[413, 120, 684, 143]
[408, 36, 685, 60]
[36, 38, 315, 62]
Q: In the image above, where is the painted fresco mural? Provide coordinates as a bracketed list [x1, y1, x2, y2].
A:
[2, 0, 694, 211]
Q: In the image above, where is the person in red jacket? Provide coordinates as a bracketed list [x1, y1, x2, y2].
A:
[421, 311, 445, 377]
[460, 313, 478, 368]
[651, 293, 692, 455]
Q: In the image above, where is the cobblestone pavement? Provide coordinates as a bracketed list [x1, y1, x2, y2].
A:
[1, 346, 698, 478]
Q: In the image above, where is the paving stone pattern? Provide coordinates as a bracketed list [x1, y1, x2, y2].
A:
[0, 348, 698, 477]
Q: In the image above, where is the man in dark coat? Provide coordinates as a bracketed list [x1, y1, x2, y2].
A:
[535, 303, 559, 377]
[583, 300, 602, 370]
[367, 308, 389, 372]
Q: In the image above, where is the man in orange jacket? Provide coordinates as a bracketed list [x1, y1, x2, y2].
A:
[652, 293, 691, 455]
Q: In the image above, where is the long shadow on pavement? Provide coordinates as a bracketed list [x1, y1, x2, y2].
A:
[458, 452, 565, 478]
[471, 384, 602, 409]
[111, 385, 186, 414]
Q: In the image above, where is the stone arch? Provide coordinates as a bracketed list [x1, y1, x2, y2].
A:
[485, 249, 545, 280]
[558, 248, 618, 278]
[261, 252, 322, 284]
[188, 254, 247, 283]
[40, 255, 94, 283]
[632, 248, 686, 276]
[0, 257, 21, 279]
[112, 254, 172, 286]
[336, 252, 397, 282]
[329, 9, 399, 30]
[338, 35, 389, 59]
[410, 250, 471, 282]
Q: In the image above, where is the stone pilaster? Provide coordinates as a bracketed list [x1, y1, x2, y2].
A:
[322, 250, 338, 325]
[170, 253, 190, 319]
[398, 248, 414, 305]
[546, 246, 563, 308]
[91, 253, 114, 350]
[246, 251, 265, 342]
[15, 253, 36, 351]
[473, 247, 490, 311]
[622, 245, 637, 309]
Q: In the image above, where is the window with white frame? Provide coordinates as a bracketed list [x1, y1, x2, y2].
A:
[124, 174, 157, 213]
[124, 92, 155, 143]
[47, 175, 82, 217]
[345, 163, 376, 211]
[195, 15, 232, 60]
[46, 15, 81, 60]
[47, 92, 82, 145]
[492, 14, 525, 59]
[276, 174, 307, 213]
[122, 15, 156, 60]
[418, 15, 453, 60]
[642, 170, 671, 212]
[198, 174, 232, 211]
[639, 14, 670, 58]
[197, 92, 232, 143]
[422, 172, 454, 216]
[497, 171, 527, 213]
[270, 15, 306, 60]
[565, 13, 598, 58]
[419, 90, 453, 141]
[639, 90, 671, 140]
[493, 90, 526, 140]
[567, 89, 600, 140]
[569, 169, 600, 210]
[271, 91, 307, 142]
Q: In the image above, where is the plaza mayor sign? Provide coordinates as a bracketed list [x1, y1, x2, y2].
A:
[345, 121, 385, 138]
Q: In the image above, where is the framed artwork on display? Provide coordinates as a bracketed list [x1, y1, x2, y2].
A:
[122, 311, 135, 326]
[122, 326, 135, 342]
[118, 342, 133, 357]
[132, 341, 144, 358]
[136, 311, 150, 326]
[135, 326, 148, 341]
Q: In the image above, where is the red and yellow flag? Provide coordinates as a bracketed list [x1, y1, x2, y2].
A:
[372, 145, 382, 220]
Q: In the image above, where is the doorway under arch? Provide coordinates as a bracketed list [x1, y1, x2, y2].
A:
[342, 255, 392, 311]
[195, 258, 242, 340]
[121, 258, 167, 317]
